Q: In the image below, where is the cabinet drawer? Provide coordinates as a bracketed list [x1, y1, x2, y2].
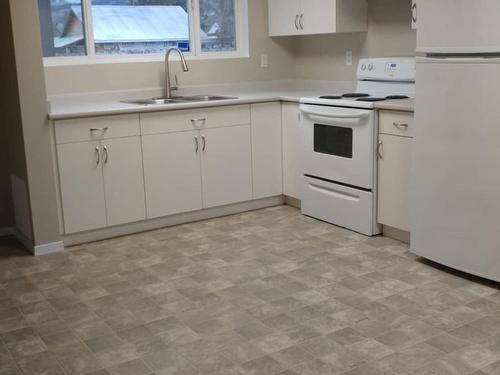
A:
[302, 176, 376, 236]
[140, 105, 251, 135]
[55, 114, 140, 144]
[379, 111, 414, 138]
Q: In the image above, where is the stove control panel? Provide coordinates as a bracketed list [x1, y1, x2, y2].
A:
[357, 58, 416, 82]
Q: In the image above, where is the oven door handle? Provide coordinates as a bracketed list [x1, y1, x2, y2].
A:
[300, 108, 370, 120]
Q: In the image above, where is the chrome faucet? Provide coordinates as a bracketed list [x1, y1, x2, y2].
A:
[164, 47, 189, 98]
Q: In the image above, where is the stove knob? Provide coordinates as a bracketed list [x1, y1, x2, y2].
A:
[368, 64, 374, 71]
[361, 64, 366, 71]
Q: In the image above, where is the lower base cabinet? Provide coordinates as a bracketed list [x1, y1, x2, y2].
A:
[142, 130, 203, 219]
[251, 103, 283, 199]
[102, 137, 146, 226]
[56, 103, 283, 236]
[282, 102, 301, 200]
[57, 141, 107, 234]
[201, 125, 253, 208]
[377, 110, 414, 232]
[57, 136, 145, 234]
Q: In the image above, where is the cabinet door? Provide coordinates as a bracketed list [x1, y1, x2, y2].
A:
[299, 0, 335, 34]
[142, 131, 203, 219]
[201, 125, 252, 208]
[102, 137, 146, 226]
[377, 134, 412, 232]
[268, 0, 300, 36]
[57, 141, 107, 234]
[251, 103, 283, 199]
[282, 103, 302, 200]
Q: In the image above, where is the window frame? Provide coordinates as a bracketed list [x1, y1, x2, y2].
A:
[42, 0, 249, 67]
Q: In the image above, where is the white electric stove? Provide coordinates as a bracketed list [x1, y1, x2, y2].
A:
[299, 58, 415, 236]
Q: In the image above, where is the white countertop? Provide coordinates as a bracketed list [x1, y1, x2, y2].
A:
[48, 80, 414, 120]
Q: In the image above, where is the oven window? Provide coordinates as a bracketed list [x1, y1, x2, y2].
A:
[314, 124, 353, 158]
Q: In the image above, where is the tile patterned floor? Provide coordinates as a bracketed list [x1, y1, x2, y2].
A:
[1, 206, 500, 375]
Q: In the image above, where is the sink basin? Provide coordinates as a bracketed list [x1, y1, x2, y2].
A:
[177, 95, 238, 102]
[122, 95, 238, 106]
[121, 98, 180, 105]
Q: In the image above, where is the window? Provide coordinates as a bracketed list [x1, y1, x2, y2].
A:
[38, 0, 248, 63]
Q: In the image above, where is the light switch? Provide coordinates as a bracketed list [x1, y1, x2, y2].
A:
[346, 50, 353, 66]
[260, 54, 269, 68]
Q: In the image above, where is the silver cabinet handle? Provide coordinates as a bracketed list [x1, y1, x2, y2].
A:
[294, 14, 299, 30]
[377, 140, 383, 159]
[190, 118, 206, 127]
[95, 146, 100, 165]
[299, 14, 304, 30]
[393, 122, 409, 130]
[411, 2, 417, 23]
[103, 145, 108, 164]
[194, 136, 199, 152]
[201, 135, 206, 151]
[90, 127, 108, 132]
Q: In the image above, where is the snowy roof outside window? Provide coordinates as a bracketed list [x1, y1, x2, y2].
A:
[71, 5, 191, 43]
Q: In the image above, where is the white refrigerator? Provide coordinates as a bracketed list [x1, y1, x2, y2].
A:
[411, 0, 500, 282]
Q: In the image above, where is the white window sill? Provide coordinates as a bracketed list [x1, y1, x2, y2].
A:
[44, 51, 250, 67]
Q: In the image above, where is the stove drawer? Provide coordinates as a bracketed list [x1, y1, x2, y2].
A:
[379, 111, 414, 138]
[301, 176, 380, 236]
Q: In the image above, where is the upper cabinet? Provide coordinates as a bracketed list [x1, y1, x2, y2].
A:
[268, 0, 367, 37]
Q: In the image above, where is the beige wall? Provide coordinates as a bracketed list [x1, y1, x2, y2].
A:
[45, 0, 297, 95]
[0, 127, 13, 229]
[45, 0, 416, 96]
[8, 0, 61, 246]
[295, 0, 416, 80]
[0, 0, 22, 229]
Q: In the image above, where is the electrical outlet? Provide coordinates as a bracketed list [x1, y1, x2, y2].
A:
[346, 50, 353, 66]
[260, 54, 269, 68]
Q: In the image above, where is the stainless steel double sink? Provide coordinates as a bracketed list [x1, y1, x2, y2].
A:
[122, 95, 238, 106]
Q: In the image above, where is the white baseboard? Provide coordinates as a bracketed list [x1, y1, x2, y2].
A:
[284, 195, 301, 209]
[382, 225, 410, 244]
[33, 241, 65, 256]
[0, 227, 65, 256]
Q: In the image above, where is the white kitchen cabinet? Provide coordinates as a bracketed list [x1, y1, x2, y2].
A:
[251, 103, 283, 199]
[268, 0, 367, 37]
[57, 136, 146, 234]
[268, 0, 301, 36]
[101, 137, 146, 226]
[141, 106, 253, 212]
[282, 102, 301, 200]
[201, 125, 253, 208]
[377, 111, 414, 232]
[57, 141, 107, 234]
[142, 130, 203, 219]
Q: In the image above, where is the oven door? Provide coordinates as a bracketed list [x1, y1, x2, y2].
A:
[300, 104, 375, 190]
